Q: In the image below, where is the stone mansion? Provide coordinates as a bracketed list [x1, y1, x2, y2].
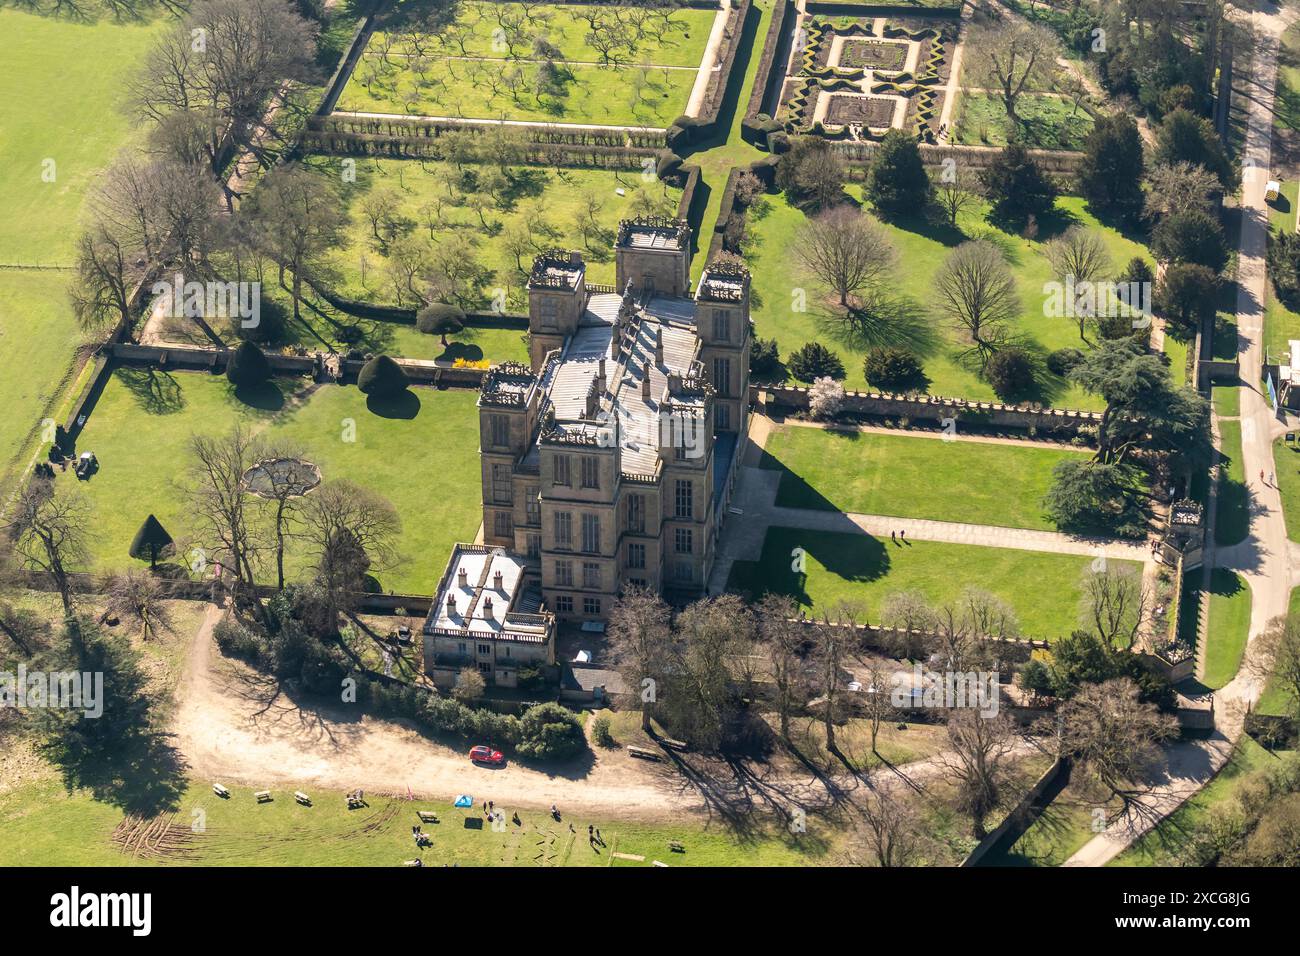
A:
[424, 216, 751, 684]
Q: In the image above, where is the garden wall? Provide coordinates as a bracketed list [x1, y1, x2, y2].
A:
[753, 382, 1103, 434]
[692, 0, 753, 134]
[961, 755, 1069, 867]
[742, 0, 797, 138]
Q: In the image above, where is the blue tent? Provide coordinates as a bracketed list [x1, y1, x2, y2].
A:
[453, 794, 473, 808]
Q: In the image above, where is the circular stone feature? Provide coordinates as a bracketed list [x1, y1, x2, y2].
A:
[242, 457, 322, 499]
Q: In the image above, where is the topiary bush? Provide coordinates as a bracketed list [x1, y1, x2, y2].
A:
[984, 347, 1036, 400]
[357, 354, 410, 398]
[750, 336, 782, 379]
[1047, 347, 1085, 377]
[788, 342, 845, 382]
[226, 340, 272, 388]
[656, 150, 684, 183]
[863, 346, 925, 391]
[416, 302, 466, 345]
[516, 702, 588, 762]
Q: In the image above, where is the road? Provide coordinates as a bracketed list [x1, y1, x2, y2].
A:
[1065, 0, 1296, 866]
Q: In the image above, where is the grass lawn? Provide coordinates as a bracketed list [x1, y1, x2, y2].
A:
[1276, 434, 1300, 546]
[55, 368, 483, 594]
[726, 526, 1137, 640]
[760, 424, 1087, 531]
[1211, 377, 1241, 418]
[337, 3, 716, 127]
[1201, 569, 1250, 690]
[744, 190, 1151, 408]
[303, 155, 680, 310]
[1267, 179, 1298, 235]
[1257, 587, 1300, 717]
[1214, 419, 1250, 546]
[1112, 737, 1287, 866]
[952, 91, 1094, 151]
[979, 770, 1121, 867]
[0, 778, 827, 867]
[0, 9, 165, 488]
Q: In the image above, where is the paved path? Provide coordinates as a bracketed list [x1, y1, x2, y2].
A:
[1065, 0, 1296, 866]
[686, 0, 733, 117]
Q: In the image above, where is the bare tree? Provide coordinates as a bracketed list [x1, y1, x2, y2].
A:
[188, 426, 264, 602]
[70, 224, 141, 333]
[934, 174, 978, 229]
[756, 594, 810, 741]
[103, 569, 175, 642]
[607, 585, 674, 732]
[813, 609, 854, 754]
[795, 206, 897, 311]
[1144, 161, 1221, 220]
[1258, 615, 1300, 720]
[1046, 227, 1113, 339]
[934, 240, 1018, 366]
[299, 480, 401, 630]
[1059, 677, 1178, 805]
[89, 153, 166, 263]
[1080, 565, 1150, 650]
[939, 708, 1020, 838]
[861, 657, 900, 755]
[5, 481, 90, 618]
[964, 14, 1059, 126]
[879, 589, 936, 660]
[852, 786, 926, 866]
[0, 549, 48, 657]
[664, 594, 753, 751]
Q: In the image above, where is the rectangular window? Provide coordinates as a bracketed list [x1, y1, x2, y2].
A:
[627, 542, 646, 570]
[712, 309, 730, 342]
[555, 559, 573, 588]
[555, 595, 573, 614]
[554, 511, 572, 549]
[493, 510, 513, 539]
[539, 298, 558, 329]
[716, 403, 731, 431]
[478, 662, 491, 674]
[582, 561, 601, 589]
[583, 597, 601, 616]
[713, 357, 731, 398]
[457, 642, 467, 654]
[525, 487, 540, 524]
[554, 455, 571, 487]
[477, 644, 490, 655]
[490, 414, 510, 448]
[674, 479, 693, 520]
[580, 455, 599, 490]
[491, 464, 513, 505]
[675, 560, 692, 583]
[675, 527, 693, 554]
[581, 513, 600, 553]
[527, 534, 541, 560]
[626, 494, 645, 533]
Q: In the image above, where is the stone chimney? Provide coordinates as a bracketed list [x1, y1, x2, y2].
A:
[446, 593, 456, 615]
[641, 370, 652, 402]
[483, 596, 495, 620]
[457, 567, 468, 589]
[597, 358, 606, 395]
[667, 371, 682, 394]
[654, 327, 663, 365]
[493, 569, 503, 591]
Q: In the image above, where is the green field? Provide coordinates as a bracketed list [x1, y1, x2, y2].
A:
[952, 91, 1095, 151]
[761, 424, 1087, 531]
[1211, 377, 1241, 417]
[1202, 569, 1250, 690]
[0, 778, 826, 867]
[1214, 419, 1250, 546]
[726, 526, 1136, 639]
[0, 9, 165, 486]
[56, 369, 483, 594]
[304, 156, 681, 310]
[336, 2, 716, 126]
[744, 190, 1152, 407]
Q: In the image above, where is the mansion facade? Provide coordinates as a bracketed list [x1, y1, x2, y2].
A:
[425, 215, 751, 683]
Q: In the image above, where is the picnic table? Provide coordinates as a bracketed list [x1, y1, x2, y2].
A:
[255, 790, 273, 803]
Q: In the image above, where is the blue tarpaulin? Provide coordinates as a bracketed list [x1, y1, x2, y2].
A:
[453, 794, 473, 808]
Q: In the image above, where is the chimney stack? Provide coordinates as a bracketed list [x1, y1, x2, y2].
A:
[493, 569, 503, 591]
[446, 594, 456, 615]
[654, 327, 663, 365]
[483, 596, 495, 619]
[597, 358, 606, 394]
[457, 567, 468, 589]
[641, 370, 652, 402]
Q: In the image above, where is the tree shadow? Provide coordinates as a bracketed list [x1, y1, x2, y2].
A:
[437, 341, 485, 364]
[117, 367, 186, 415]
[232, 380, 286, 412]
[814, 292, 940, 358]
[366, 390, 421, 420]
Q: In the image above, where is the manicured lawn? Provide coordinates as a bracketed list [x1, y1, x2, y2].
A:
[980, 771, 1121, 867]
[1211, 378, 1241, 418]
[0, 778, 827, 867]
[0, 9, 165, 488]
[744, 190, 1151, 408]
[726, 526, 1138, 640]
[1162, 330, 1191, 386]
[303, 156, 680, 310]
[1112, 737, 1285, 866]
[1265, 288, 1300, 368]
[1214, 419, 1250, 546]
[1202, 569, 1250, 690]
[1257, 586, 1300, 717]
[761, 424, 1087, 531]
[1266, 179, 1298, 235]
[337, 2, 716, 126]
[56, 369, 483, 594]
[953, 91, 1094, 151]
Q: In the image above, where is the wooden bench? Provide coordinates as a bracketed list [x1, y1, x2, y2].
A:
[417, 811, 439, 824]
[627, 746, 661, 762]
[294, 791, 312, 806]
[254, 790, 273, 803]
[660, 738, 688, 752]
[668, 841, 685, 853]
[212, 783, 230, 799]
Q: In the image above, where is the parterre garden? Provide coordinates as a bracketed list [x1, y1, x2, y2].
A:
[335, 1, 719, 127]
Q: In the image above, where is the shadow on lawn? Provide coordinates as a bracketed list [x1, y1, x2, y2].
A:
[366, 390, 421, 419]
[232, 380, 286, 412]
[118, 367, 186, 415]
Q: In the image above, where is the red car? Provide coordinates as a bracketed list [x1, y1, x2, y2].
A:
[469, 745, 504, 765]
